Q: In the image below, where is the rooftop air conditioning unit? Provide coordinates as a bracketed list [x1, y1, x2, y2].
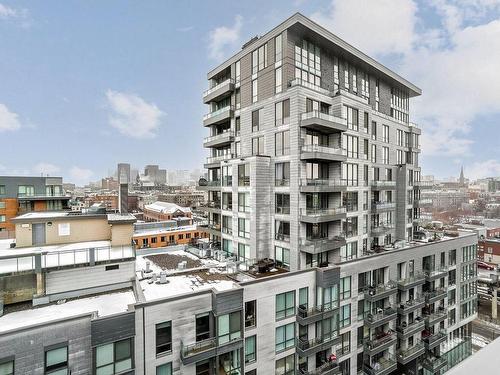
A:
[144, 261, 152, 273]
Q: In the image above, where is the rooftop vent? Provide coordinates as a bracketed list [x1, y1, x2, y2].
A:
[157, 272, 169, 285]
[242, 35, 259, 49]
[177, 261, 188, 271]
[144, 261, 152, 273]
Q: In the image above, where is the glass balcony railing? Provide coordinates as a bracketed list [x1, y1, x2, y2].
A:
[205, 154, 233, 164]
[203, 105, 234, 121]
[203, 78, 234, 97]
[301, 144, 347, 156]
[397, 341, 425, 362]
[203, 130, 234, 144]
[301, 207, 346, 217]
[363, 355, 397, 375]
[300, 178, 347, 188]
[289, 78, 331, 96]
[181, 337, 217, 358]
[396, 272, 425, 288]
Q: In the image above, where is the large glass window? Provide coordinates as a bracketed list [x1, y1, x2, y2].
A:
[275, 193, 290, 214]
[275, 99, 290, 126]
[275, 323, 295, 352]
[343, 105, 358, 131]
[18, 185, 34, 197]
[95, 339, 133, 375]
[275, 67, 282, 93]
[317, 285, 339, 310]
[276, 291, 295, 319]
[156, 363, 172, 375]
[245, 300, 257, 328]
[238, 192, 250, 212]
[294, 40, 321, 87]
[275, 354, 295, 375]
[340, 276, 351, 300]
[275, 130, 290, 156]
[156, 321, 172, 355]
[238, 218, 250, 238]
[252, 109, 262, 132]
[252, 79, 258, 103]
[339, 304, 351, 328]
[218, 311, 241, 345]
[238, 164, 250, 186]
[0, 359, 13, 375]
[245, 335, 256, 363]
[275, 220, 290, 241]
[275, 246, 290, 270]
[275, 34, 282, 62]
[45, 346, 68, 375]
[252, 136, 264, 156]
[275, 162, 290, 186]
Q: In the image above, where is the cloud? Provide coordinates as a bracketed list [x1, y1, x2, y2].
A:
[0, 3, 18, 19]
[0, 103, 21, 132]
[311, 0, 500, 159]
[208, 15, 243, 61]
[106, 90, 164, 139]
[69, 166, 93, 185]
[0, 2, 30, 26]
[466, 159, 500, 180]
[33, 162, 60, 176]
[311, 0, 417, 56]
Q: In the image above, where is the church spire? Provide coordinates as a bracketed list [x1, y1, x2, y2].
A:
[459, 166, 465, 186]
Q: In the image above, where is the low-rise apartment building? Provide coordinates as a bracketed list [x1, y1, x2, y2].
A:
[0, 176, 71, 239]
[133, 220, 208, 248]
[143, 201, 192, 222]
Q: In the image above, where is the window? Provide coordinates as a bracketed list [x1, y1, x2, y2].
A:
[238, 243, 250, 261]
[273, 131, 289, 156]
[275, 67, 282, 93]
[238, 218, 250, 238]
[218, 311, 241, 344]
[344, 63, 349, 89]
[156, 321, 172, 355]
[343, 134, 359, 158]
[340, 277, 351, 299]
[245, 300, 257, 328]
[238, 164, 250, 186]
[382, 146, 389, 164]
[151, 237, 157, 244]
[352, 68, 357, 92]
[235, 88, 241, 109]
[45, 345, 68, 375]
[344, 106, 358, 131]
[339, 304, 351, 328]
[252, 109, 262, 132]
[235, 60, 241, 83]
[95, 339, 133, 375]
[252, 136, 264, 156]
[275, 162, 290, 186]
[0, 359, 13, 375]
[275, 34, 282, 62]
[382, 125, 389, 143]
[343, 163, 359, 186]
[252, 43, 268, 74]
[275, 193, 290, 214]
[275, 323, 295, 352]
[18, 185, 34, 197]
[299, 287, 308, 309]
[245, 336, 256, 363]
[238, 192, 250, 212]
[333, 56, 340, 90]
[294, 40, 321, 87]
[156, 363, 172, 375]
[275, 246, 290, 269]
[252, 79, 258, 103]
[275, 99, 290, 126]
[276, 291, 295, 319]
[275, 354, 295, 375]
[235, 141, 241, 157]
[196, 313, 211, 341]
[275, 220, 290, 242]
[0, 185, 5, 195]
[0, 215, 5, 223]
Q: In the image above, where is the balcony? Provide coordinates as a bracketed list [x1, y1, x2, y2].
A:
[298, 361, 341, 375]
[425, 287, 447, 303]
[370, 223, 395, 236]
[424, 266, 448, 281]
[203, 78, 235, 104]
[299, 207, 346, 224]
[199, 200, 221, 213]
[371, 202, 396, 212]
[180, 337, 217, 365]
[396, 342, 425, 365]
[300, 236, 346, 255]
[198, 179, 222, 191]
[17, 193, 70, 201]
[363, 282, 398, 302]
[296, 334, 340, 357]
[200, 223, 221, 237]
[204, 154, 233, 168]
[424, 310, 447, 327]
[296, 304, 339, 326]
[300, 144, 347, 162]
[414, 180, 434, 189]
[397, 272, 425, 290]
[289, 78, 331, 96]
[203, 105, 234, 127]
[203, 130, 235, 148]
[364, 306, 397, 328]
[414, 198, 433, 207]
[364, 331, 397, 356]
[300, 111, 347, 134]
[299, 178, 347, 193]
[397, 296, 426, 314]
[423, 330, 447, 350]
[396, 318, 425, 338]
[362, 355, 397, 375]
[422, 355, 448, 373]
[370, 181, 397, 190]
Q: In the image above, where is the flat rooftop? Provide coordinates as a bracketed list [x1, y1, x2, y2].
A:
[133, 224, 199, 237]
[11, 211, 136, 223]
[135, 247, 287, 302]
[0, 289, 135, 335]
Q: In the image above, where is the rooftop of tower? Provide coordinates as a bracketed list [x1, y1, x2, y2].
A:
[207, 12, 421, 97]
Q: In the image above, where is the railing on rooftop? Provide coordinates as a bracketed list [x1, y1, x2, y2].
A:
[0, 245, 135, 275]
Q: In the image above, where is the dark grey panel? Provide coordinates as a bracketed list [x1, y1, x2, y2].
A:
[91, 312, 135, 347]
[211, 289, 243, 316]
[316, 267, 340, 288]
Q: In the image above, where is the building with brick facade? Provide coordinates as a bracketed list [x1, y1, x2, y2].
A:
[143, 201, 192, 222]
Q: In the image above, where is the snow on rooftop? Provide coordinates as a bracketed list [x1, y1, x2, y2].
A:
[133, 224, 199, 237]
[135, 247, 236, 301]
[144, 201, 191, 214]
[0, 290, 136, 334]
[14, 211, 70, 220]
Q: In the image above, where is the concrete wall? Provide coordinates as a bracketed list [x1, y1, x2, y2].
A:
[111, 223, 134, 247]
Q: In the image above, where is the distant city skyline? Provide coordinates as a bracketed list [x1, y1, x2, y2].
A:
[1, 0, 499, 184]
